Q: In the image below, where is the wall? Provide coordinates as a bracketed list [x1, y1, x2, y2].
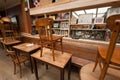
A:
[6, 4, 25, 33]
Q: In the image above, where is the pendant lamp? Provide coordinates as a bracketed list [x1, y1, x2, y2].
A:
[1, 0, 11, 23]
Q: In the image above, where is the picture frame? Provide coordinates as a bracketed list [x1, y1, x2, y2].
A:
[78, 14, 93, 24]
[94, 17, 104, 24]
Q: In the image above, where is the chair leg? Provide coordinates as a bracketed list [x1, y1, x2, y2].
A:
[19, 64, 22, 78]
[14, 63, 16, 74]
[99, 59, 103, 71]
[40, 47, 43, 57]
[46, 64, 48, 70]
[93, 52, 99, 72]
[99, 63, 109, 80]
[93, 59, 99, 72]
[60, 39, 63, 54]
[52, 44, 55, 61]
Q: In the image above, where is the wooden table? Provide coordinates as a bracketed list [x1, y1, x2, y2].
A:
[31, 48, 72, 80]
[13, 43, 40, 73]
[1, 39, 21, 50]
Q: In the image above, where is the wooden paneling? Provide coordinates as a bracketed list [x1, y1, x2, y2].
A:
[39, 0, 52, 6]
[30, 0, 120, 16]
[21, 0, 32, 33]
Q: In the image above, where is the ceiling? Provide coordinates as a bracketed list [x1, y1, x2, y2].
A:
[0, 0, 21, 11]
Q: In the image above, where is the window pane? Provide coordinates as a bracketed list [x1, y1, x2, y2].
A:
[72, 12, 79, 18]
[85, 9, 96, 14]
[97, 14, 104, 17]
[93, 14, 96, 18]
[98, 6, 111, 13]
[75, 10, 85, 15]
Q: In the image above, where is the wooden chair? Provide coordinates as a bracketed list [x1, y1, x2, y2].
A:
[0, 19, 21, 50]
[1, 23, 15, 41]
[93, 14, 120, 80]
[35, 18, 63, 61]
[6, 49, 29, 78]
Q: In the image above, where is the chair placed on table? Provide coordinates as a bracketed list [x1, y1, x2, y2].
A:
[6, 49, 29, 78]
[93, 14, 120, 80]
[0, 17, 21, 50]
[35, 18, 63, 61]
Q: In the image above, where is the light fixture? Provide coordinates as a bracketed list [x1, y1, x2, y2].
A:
[1, 17, 11, 23]
[1, 0, 11, 23]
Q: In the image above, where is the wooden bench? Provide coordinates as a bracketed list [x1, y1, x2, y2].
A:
[72, 56, 93, 68]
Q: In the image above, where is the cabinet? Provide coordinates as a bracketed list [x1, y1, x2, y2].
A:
[52, 12, 70, 37]
[70, 23, 107, 41]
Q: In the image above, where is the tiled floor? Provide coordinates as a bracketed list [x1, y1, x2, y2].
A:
[0, 47, 80, 80]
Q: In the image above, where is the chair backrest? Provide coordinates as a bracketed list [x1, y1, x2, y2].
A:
[35, 18, 54, 46]
[6, 49, 20, 63]
[105, 14, 120, 63]
[0, 22, 15, 41]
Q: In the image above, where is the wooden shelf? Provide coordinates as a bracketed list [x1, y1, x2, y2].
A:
[55, 19, 69, 21]
[71, 29, 106, 31]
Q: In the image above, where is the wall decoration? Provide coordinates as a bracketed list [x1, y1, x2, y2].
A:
[78, 14, 93, 24]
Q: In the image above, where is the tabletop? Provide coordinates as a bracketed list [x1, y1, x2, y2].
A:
[31, 48, 72, 68]
[2, 40, 21, 45]
[13, 43, 40, 53]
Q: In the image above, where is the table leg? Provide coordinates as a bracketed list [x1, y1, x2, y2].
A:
[32, 57, 39, 80]
[61, 38, 63, 54]
[29, 54, 33, 73]
[46, 64, 48, 70]
[60, 69, 64, 80]
[68, 58, 71, 80]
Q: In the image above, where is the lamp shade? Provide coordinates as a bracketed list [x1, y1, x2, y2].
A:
[1, 17, 11, 23]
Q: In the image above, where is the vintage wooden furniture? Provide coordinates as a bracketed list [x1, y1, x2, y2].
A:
[92, 14, 120, 80]
[0, 19, 21, 50]
[13, 43, 40, 73]
[6, 49, 29, 78]
[35, 18, 63, 61]
[31, 48, 72, 80]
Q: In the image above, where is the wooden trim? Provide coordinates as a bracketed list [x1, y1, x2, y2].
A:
[30, 0, 120, 16]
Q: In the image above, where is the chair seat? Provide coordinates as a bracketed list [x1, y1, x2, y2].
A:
[14, 55, 29, 64]
[99, 46, 120, 65]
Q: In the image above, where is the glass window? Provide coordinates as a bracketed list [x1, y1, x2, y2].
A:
[72, 12, 79, 18]
[97, 14, 104, 17]
[75, 10, 85, 15]
[85, 8, 96, 14]
[98, 6, 111, 13]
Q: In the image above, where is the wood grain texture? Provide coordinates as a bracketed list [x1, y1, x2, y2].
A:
[31, 48, 72, 68]
[98, 46, 120, 65]
[21, 35, 98, 61]
[30, 0, 120, 15]
[13, 43, 40, 53]
[1, 40, 21, 45]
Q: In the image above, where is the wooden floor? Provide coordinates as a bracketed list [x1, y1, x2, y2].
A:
[0, 47, 79, 80]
